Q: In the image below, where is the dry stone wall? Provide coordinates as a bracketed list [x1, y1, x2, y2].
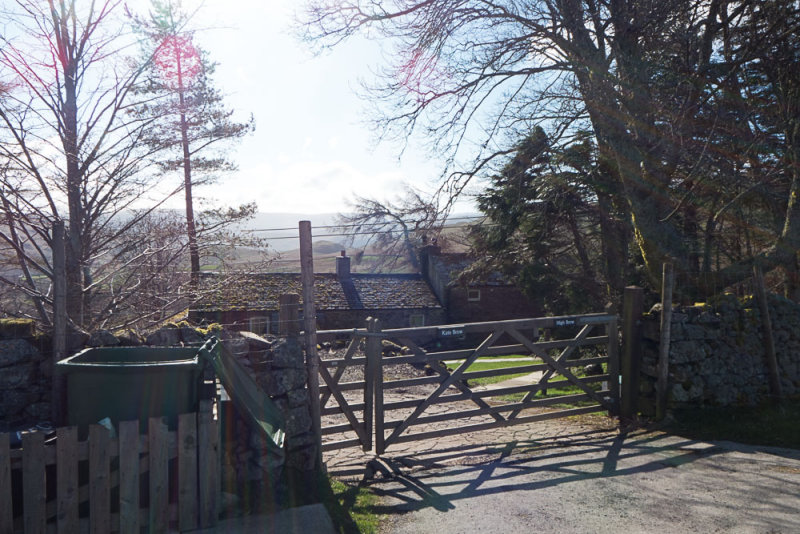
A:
[0, 320, 54, 429]
[219, 332, 316, 499]
[0, 338, 51, 428]
[640, 294, 800, 411]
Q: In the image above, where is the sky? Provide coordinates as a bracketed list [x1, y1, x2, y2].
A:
[138, 0, 457, 216]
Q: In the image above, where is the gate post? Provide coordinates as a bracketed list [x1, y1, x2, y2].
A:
[365, 318, 385, 455]
[299, 221, 322, 470]
[363, 318, 377, 452]
[605, 304, 620, 414]
[52, 220, 67, 426]
[620, 286, 644, 420]
[657, 263, 674, 420]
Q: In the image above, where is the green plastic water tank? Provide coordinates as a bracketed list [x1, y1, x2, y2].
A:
[57, 346, 202, 432]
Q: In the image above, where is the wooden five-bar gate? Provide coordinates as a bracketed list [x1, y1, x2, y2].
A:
[317, 313, 619, 455]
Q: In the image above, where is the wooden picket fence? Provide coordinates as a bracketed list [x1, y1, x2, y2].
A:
[0, 401, 219, 534]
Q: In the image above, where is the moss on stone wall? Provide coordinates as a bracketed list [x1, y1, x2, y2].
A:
[0, 318, 36, 339]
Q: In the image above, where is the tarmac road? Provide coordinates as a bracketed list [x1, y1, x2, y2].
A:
[359, 429, 800, 534]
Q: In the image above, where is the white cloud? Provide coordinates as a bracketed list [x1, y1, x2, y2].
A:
[125, 0, 461, 217]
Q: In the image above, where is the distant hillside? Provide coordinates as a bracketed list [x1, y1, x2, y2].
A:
[313, 240, 346, 254]
[236, 212, 339, 252]
[237, 211, 480, 253]
[220, 211, 482, 272]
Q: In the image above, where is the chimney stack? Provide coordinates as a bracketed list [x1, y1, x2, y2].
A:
[418, 243, 441, 280]
[336, 250, 351, 279]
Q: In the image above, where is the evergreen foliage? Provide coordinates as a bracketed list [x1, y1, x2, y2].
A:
[129, 0, 256, 285]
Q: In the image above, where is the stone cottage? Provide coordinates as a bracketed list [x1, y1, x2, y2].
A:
[418, 245, 541, 323]
[190, 252, 446, 332]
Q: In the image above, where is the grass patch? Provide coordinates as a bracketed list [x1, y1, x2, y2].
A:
[445, 354, 535, 365]
[492, 377, 603, 405]
[447, 358, 608, 408]
[664, 397, 800, 449]
[460, 360, 534, 387]
[324, 477, 381, 534]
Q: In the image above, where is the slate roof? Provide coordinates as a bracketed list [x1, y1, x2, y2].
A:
[192, 272, 442, 312]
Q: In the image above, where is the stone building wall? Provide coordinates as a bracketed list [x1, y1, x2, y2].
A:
[445, 285, 542, 324]
[640, 294, 800, 411]
[195, 307, 447, 333]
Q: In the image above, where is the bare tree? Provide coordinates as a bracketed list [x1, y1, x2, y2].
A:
[336, 187, 439, 272]
[0, 0, 178, 329]
[301, 0, 800, 298]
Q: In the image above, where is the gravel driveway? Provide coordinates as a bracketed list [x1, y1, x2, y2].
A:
[344, 425, 800, 534]
[320, 347, 800, 533]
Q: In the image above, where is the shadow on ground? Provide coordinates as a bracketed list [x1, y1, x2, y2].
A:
[336, 428, 800, 533]
[364, 430, 719, 512]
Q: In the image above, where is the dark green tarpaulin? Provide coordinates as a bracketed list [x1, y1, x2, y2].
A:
[199, 337, 286, 455]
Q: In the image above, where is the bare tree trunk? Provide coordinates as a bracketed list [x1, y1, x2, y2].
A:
[175, 49, 200, 287]
[596, 188, 625, 299]
[753, 264, 782, 400]
[181, 104, 200, 286]
[566, 210, 593, 281]
[401, 223, 421, 271]
[63, 41, 85, 326]
[52, 221, 67, 425]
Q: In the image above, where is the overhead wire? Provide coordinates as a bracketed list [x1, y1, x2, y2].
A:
[241, 216, 498, 242]
[245, 215, 488, 234]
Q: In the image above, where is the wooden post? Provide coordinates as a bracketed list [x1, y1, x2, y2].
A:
[52, 220, 67, 425]
[364, 318, 383, 453]
[178, 413, 200, 531]
[657, 263, 674, 420]
[620, 286, 644, 420]
[279, 293, 301, 337]
[89, 424, 111, 534]
[198, 399, 219, 528]
[57, 426, 79, 533]
[374, 318, 386, 455]
[148, 417, 170, 533]
[299, 221, 322, 470]
[22, 431, 46, 534]
[118, 420, 140, 534]
[0, 433, 12, 534]
[753, 264, 782, 399]
[605, 305, 620, 415]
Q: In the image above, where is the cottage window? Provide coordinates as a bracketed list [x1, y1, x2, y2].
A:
[467, 288, 481, 302]
[409, 314, 425, 327]
[248, 316, 270, 335]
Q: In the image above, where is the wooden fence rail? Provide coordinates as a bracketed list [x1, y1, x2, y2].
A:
[0, 402, 219, 534]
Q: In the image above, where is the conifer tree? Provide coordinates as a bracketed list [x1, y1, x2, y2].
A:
[131, 0, 255, 285]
